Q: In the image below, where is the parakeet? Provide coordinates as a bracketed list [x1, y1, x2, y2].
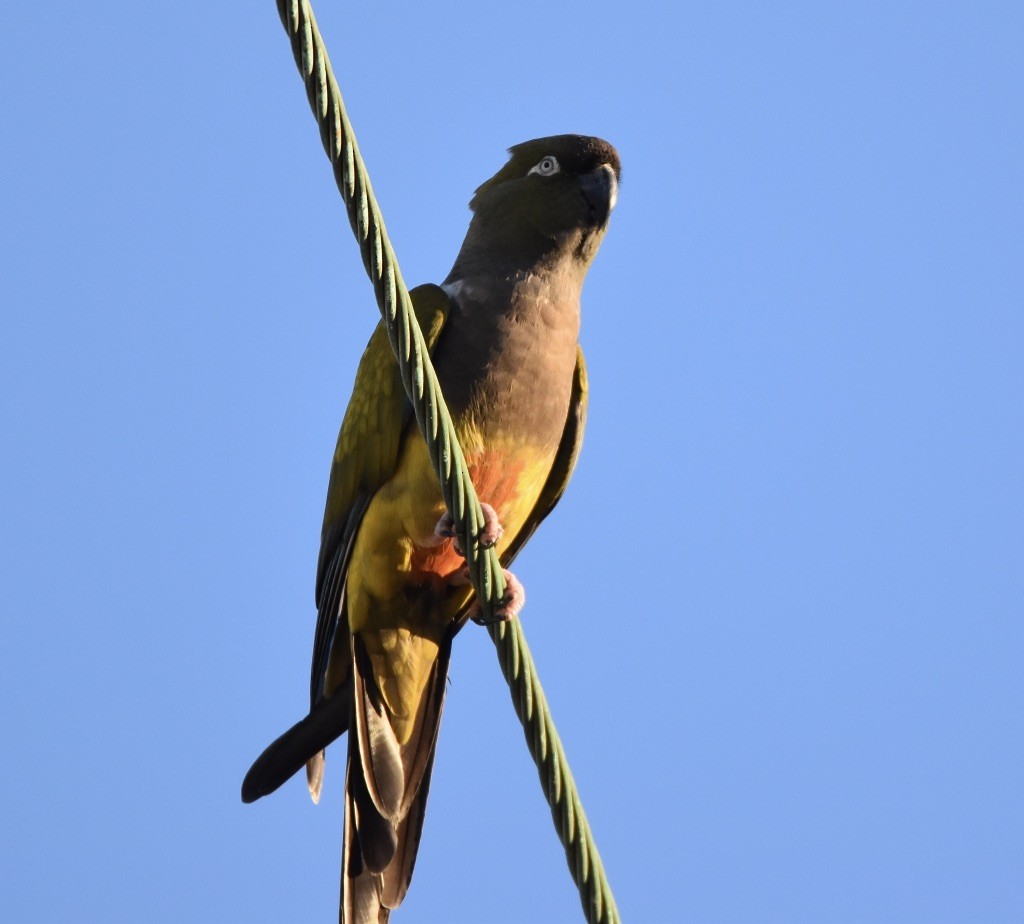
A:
[243, 134, 619, 922]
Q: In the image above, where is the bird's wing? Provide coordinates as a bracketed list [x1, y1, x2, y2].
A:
[241, 284, 450, 806]
[500, 345, 589, 569]
[310, 284, 451, 708]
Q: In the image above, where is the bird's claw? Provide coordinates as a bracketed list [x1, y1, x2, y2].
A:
[475, 503, 505, 549]
[434, 510, 457, 540]
[468, 569, 525, 625]
[433, 503, 505, 555]
[436, 506, 519, 622]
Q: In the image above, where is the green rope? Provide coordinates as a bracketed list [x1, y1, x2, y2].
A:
[276, 3, 621, 921]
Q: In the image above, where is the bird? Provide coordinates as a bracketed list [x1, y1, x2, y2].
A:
[242, 133, 620, 922]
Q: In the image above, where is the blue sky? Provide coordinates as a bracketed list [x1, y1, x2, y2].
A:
[2, 3, 1021, 922]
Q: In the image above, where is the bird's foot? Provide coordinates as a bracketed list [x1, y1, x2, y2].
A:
[433, 503, 504, 555]
[468, 569, 526, 625]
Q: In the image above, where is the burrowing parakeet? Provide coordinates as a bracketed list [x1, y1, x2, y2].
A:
[243, 134, 620, 922]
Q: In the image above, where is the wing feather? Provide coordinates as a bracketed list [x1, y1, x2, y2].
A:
[502, 345, 589, 568]
[310, 284, 452, 708]
[242, 285, 451, 808]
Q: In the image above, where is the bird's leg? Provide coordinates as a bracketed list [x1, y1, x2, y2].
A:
[436, 504, 522, 623]
[471, 569, 526, 625]
[448, 566, 526, 624]
[433, 502, 504, 554]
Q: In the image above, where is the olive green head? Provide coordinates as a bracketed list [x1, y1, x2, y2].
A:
[451, 134, 620, 278]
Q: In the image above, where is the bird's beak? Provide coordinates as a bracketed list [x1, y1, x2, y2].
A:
[579, 163, 618, 226]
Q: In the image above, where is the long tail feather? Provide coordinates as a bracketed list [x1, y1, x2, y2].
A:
[342, 749, 391, 923]
[341, 629, 454, 922]
[380, 743, 438, 909]
[241, 690, 351, 804]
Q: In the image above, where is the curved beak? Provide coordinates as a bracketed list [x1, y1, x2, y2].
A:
[579, 163, 618, 226]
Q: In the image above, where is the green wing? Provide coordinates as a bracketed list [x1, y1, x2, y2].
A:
[311, 284, 450, 705]
[242, 284, 452, 805]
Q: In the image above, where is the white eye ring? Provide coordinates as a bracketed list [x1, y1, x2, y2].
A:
[528, 155, 560, 177]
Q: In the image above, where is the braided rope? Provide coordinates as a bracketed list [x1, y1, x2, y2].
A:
[276, 3, 620, 921]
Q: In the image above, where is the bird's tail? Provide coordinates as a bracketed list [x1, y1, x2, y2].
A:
[241, 691, 351, 805]
[341, 628, 453, 923]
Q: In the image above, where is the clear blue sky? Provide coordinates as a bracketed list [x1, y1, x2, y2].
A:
[2, 3, 1021, 922]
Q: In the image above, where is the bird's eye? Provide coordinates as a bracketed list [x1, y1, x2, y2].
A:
[528, 156, 560, 177]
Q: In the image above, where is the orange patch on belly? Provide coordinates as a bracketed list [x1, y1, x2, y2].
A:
[409, 543, 464, 586]
[408, 450, 533, 584]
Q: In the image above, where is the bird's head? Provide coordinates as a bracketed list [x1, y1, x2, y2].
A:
[450, 134, 620, 281]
